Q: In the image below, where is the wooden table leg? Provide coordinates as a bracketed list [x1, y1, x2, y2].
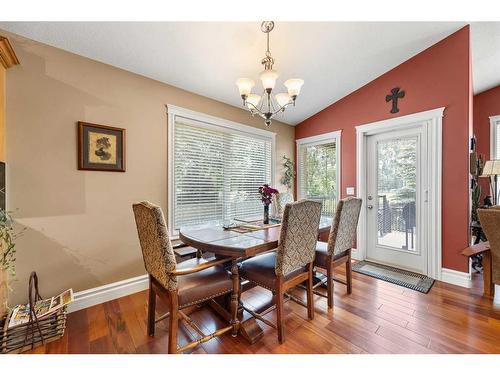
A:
[483, 250, 494, 297]
[208, 262, 264, 344]
[230, 260, 240, 337]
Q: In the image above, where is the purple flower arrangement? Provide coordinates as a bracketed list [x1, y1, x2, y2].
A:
[258, 184, 278, 206]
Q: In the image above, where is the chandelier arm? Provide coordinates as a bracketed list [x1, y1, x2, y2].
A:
[270, 101, 294, 117]
[245, 101, 267, 119]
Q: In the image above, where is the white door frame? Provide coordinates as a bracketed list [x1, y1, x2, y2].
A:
[355, 107, 444, 280]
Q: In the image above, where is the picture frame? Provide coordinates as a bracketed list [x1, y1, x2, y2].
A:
[77, 122, 126, 172]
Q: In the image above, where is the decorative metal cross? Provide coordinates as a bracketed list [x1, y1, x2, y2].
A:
[385, 87, 405, 114]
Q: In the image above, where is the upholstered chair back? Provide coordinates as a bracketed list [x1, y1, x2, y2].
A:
[276, 200, 322, 276]
[272, 192, 294, 218]
[132, 201, 178, 290]
[478, 207, 500, 284]
[327, 197, 362, 256]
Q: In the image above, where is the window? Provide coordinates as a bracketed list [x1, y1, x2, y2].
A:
[297, 131, 341, 217]
[168, 106, 275, 234]
[491, 115, 500, 160]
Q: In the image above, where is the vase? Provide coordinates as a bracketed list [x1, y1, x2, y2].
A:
[0, 268, 7, 319]
[263, 204, 269, 224]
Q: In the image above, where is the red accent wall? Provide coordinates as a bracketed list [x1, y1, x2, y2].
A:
[473, 85, 500, 199]
[295, 26, 472, 272]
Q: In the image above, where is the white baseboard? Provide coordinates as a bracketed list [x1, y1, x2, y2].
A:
[440, 268, 471, 288]
[69, 274, 149, 313]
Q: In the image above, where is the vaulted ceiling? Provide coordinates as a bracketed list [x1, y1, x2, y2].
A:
[1, 22, 497, 125]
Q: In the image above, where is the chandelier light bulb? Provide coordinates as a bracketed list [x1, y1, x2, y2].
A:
[259, 69, 279, 91]
[246, 94, 262, 109]
[284, 78, 304, 98]
[236, 78, 255, 97]
[275, 93, 292, 108]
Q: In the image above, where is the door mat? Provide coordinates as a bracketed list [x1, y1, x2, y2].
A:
[352, 261, 434, 293]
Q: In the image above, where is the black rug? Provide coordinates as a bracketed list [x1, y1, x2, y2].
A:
[352, 261, 435, 293]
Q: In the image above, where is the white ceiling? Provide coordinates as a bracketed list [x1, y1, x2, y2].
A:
[470, 22, 500, 94]
[1, 21, 496, 125]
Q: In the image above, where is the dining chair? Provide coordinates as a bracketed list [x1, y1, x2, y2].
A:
[313, 197, 362, 308]
[132, 201, 237, 354]
[477, 206, 500, 287]
[239, 200, 322, 343]
[271, 191, 294, 219]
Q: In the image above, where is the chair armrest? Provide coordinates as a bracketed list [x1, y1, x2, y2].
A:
[169, 257, 232, 276]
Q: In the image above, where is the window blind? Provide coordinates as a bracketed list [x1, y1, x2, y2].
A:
[173, 115, 273, 231]
[298, 140, 338, 217]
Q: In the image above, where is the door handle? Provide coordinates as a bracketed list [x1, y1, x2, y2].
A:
[367, 205, 373, 209]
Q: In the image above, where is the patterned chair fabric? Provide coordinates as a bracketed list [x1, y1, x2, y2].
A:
[327, 197, 362, 256]
[477, 207, 500, 285]
[275, 200, 322, 276]
[132, 201, 178, 291]
[272, 192, 294, 218]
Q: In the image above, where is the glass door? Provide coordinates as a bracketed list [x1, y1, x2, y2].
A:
[366, 126, 427, 273]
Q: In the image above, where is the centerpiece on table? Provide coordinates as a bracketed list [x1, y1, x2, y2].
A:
[258, 184, 278, 224]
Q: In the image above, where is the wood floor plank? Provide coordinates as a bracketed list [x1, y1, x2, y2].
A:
[21, 270, 500, 354]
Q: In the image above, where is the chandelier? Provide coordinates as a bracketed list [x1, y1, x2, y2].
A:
[236, 21, 304, 127]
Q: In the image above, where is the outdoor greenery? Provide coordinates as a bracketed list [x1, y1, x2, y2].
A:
[304, 142, 337, 199]
[377, 138, 417, 205]
[302, 142, 337, 216]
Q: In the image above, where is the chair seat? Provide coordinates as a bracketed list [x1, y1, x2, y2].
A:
[177, 258, 233, 308]
[314, 241, 349, 269]
[239, 252, 305, 291]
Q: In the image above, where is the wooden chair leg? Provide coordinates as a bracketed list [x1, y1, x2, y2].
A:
[147, 277, 156, 336]
[326, 262, 334, 309]
[276, 277, 285, 344]
[346, 249, 352, 295]
[306, 263, 314, 320]
[168, 291, 179, 354]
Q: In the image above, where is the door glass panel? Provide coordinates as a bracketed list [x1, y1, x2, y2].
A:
[376, 138, 417, 252]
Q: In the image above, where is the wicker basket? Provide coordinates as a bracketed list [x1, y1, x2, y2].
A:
[1, 306, 67, 353]
[0, 272, 68, 354]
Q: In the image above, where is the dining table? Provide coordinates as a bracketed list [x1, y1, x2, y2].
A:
[179, 216, 332, 344]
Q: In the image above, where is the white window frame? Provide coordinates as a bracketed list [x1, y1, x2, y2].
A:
[295, 130, 342, 207]
[166, 104, 276, 236]
[490, 115, 500, 160]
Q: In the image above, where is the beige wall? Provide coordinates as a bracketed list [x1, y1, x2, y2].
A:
[3, 32, 295, 305]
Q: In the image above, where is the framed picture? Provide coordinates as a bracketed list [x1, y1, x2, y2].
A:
[78, 122, 126, 172]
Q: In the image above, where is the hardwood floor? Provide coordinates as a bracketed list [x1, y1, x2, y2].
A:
[24, 267, 500, 354]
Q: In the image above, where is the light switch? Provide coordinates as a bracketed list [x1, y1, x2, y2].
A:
[346, 187, 355, 195]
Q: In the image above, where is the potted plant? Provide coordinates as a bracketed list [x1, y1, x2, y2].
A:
[258, 184, 278, 224]
[280, 155, 295, 192]
[0, 210, 23, 318]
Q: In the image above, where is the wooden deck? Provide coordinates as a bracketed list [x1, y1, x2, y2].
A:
[24, 267, 500, 354]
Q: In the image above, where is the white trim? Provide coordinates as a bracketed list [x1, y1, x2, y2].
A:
[167, 104, 277, 139]
[296, 130, 342, 146]
[490, 115, 500, 159]
[166, 104, 276, 235]
[356, 107, 444, 280]
[68, 275, 149, 313]
[441, 268, 471, 288]
[296, 130, 342, 203]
